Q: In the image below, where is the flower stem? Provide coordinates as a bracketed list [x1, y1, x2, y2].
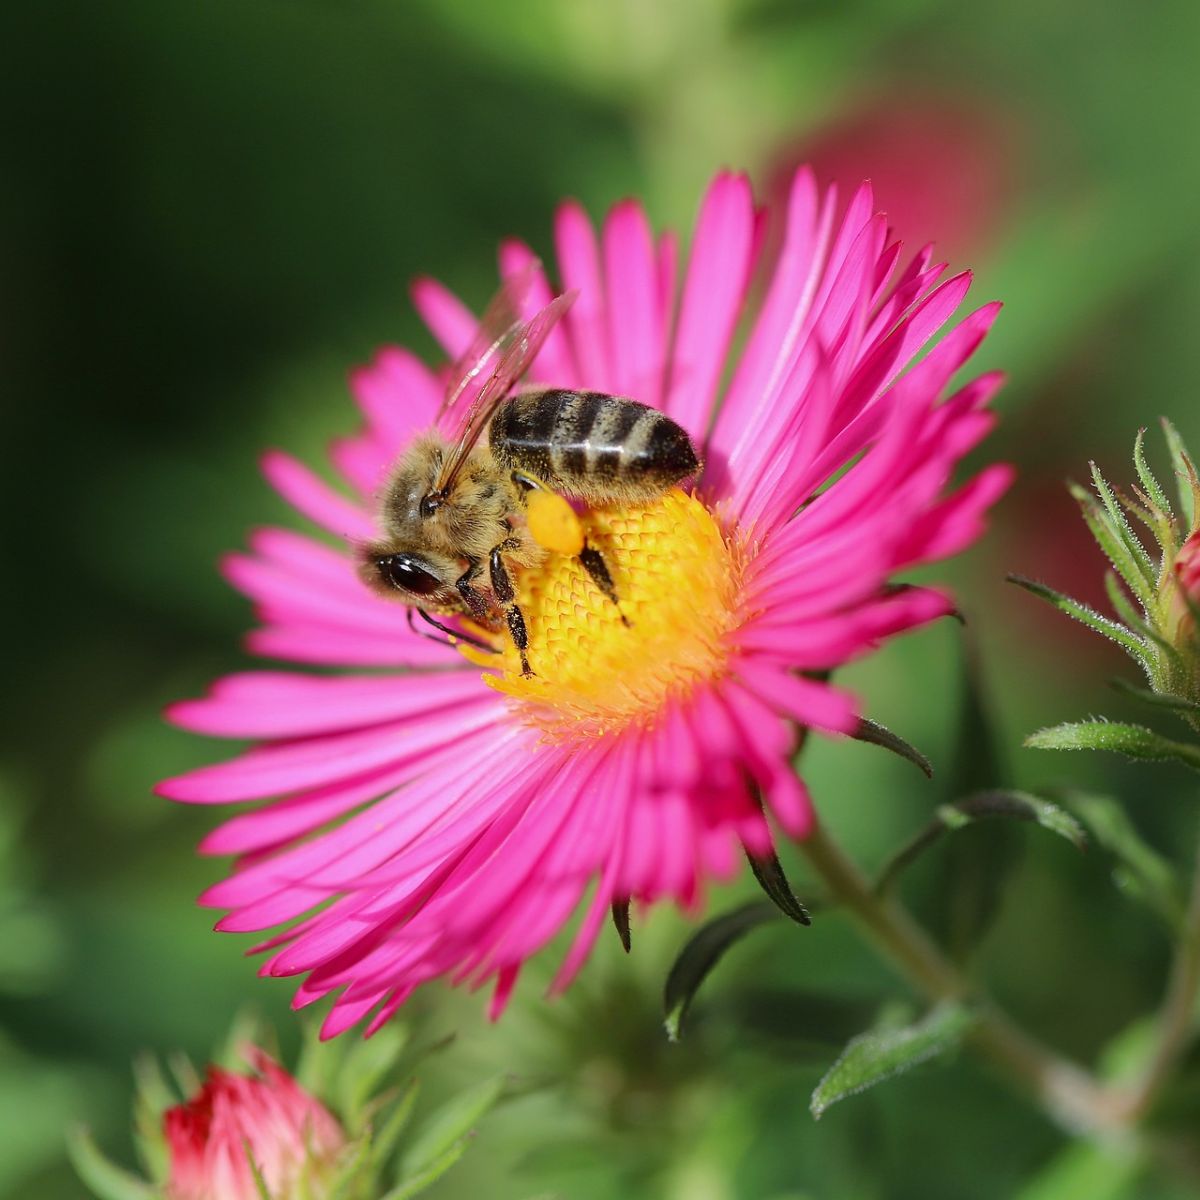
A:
[800, 820, 1124, 1135]
[1118, 834, 1200, 1123]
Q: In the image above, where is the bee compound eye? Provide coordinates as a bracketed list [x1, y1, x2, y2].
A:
[378, 554, 443, 596]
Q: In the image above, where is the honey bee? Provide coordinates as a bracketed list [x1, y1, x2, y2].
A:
[360, 268, 700, 676]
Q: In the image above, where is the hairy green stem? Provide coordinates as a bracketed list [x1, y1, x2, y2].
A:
[1118, 835, 1200, 1122]
[800, 821, 1126, 1135]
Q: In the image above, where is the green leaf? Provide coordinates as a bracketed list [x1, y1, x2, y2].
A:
[875, 790, 1085, 896]
[954, 791, 1088, 849]
[384, 1140, 469, 1200]
[66, 1127, 156, 1200]
[1055, 791, 1185, 928]
[1026, 720, 1200, 771]
[949, 640, 1008, 793]
[1007, 574, 1151, 668]
[1134, 426, 1172, 518]
[334, 1024, 409, 1126]
[809, 1004, 974, 1119]
[851, 718, 933, 778]
[1014, 1139, 1143, 1200]
[365, 1079, 421, 1173]
[397, 1075, 503, 1179]
[663, 901, 779, 1041]
[744, 844, 811, 926]
[927, 643, 1017, 960]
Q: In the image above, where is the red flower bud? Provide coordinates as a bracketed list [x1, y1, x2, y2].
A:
[163, 1049, 344, 1200]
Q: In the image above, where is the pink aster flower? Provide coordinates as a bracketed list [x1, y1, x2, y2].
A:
[158, 168, 1012, 1036]
[163, 1048, 344, 1200]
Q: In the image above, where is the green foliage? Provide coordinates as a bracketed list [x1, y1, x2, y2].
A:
[1014, 1141, 1144, 1200]
[10, 1, 1200, 1197]
[397, 1076, 506, 1184]
[663, 902, 780, 1041]
[809, 1004, 974, 1119]
[66, 1129, 155, 1200]
[1055, 791, 1186, 928]
[876, 790, 1086, 897]
[1026, 720, 1200, 771]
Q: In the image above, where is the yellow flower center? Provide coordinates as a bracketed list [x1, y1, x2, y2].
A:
[463, 489, 744, 740]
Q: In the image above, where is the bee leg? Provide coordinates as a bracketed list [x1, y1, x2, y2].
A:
[452, 558, 492, 625]
[408, 607, 500, 654]
[578, 543, 630, 627]
[489, 537, 533, 677]
[510, 468, 547, 495]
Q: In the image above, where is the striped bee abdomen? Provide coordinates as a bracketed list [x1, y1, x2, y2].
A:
[489, 389, 700, 505]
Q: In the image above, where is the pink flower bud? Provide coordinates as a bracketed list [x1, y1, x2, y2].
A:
[1176, 530, 1200, 602]
[163, 1049, 345, 1200]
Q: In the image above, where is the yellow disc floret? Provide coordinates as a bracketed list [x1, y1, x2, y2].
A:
[467, 488, 744, 741]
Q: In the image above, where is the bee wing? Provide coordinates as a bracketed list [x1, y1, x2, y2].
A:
[437, 263, 543, 426]
[434, 289, 578, 494]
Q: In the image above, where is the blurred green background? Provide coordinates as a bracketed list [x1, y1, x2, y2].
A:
[5, 1, 1200, 1196]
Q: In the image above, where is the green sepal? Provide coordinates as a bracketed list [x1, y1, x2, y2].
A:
[662, 900, 779, 1041]
[875, 790, 1085, 896]
[130, 1053, 173, 1182]
[396, 1075, 504, 1182]
[1103, 571, 1147, 636]
[744, 843, 812, 926]
[851, 717, 934, 778]
[1069, 483, 1155, 609]
[1101, 573, 1181, 674]
[1088, 464, 1157, 589]
[1007, 574, 1151, 668]
[610, 899, 632, 952]
[66, 1127, 157, 1200]
[325, 1127, 376, 1200]
[1025, 720, 1200, 771]
[1054, 790, 1185, 929]
[1133, 427, 1173, 519]
[809, 1003, 974, 1119]
[244, 1139, 273, 1200]
[1162, 417, 1198, 527]
[1108, 677, 1200, 719]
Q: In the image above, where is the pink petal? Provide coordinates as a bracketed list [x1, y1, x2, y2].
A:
[260, 452, 376, 542]
[664, 172, 758, 441]
[602, 200, 665, 405]
[410, 276, 477, 360]
[554, 200, 611, 391]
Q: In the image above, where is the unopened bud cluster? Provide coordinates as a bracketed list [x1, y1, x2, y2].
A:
[1014, 422, 1200, 718]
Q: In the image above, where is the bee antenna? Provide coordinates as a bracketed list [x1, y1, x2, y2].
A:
[419, 491, 445, 519]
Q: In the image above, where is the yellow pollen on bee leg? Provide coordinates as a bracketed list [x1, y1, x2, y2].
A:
[466, 488, 745, 740]
[526, 489, 585, 556]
